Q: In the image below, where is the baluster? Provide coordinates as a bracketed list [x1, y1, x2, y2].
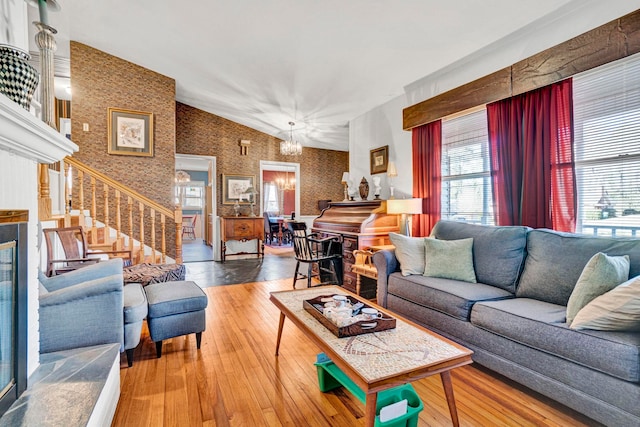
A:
[139, 202, 145, 263]
[78, 170, 85, 228]
[128, 197, 134, 259]
[103, 184, 110, 242]
[90, 177, 97, 243]
[63, 162, 71, 226]
[150, 208, 157, 263]
[161, 214, 166, 264]
[115, 190, 122, 251]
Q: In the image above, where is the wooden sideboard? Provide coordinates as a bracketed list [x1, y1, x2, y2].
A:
[220, 216, 264, 262]
[312, 201, 400, 298]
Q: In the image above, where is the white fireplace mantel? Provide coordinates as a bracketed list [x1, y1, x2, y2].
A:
[0, 93, 77, 377]
[0, 94, 78, 162]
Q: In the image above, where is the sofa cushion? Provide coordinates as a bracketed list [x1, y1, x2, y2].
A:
[430, 220, 528, 293]
[517, 229, 640, 306]
[566, 252, 630, 324]
[388, 233, 425, 276]
[387, 272, 513, 321]
[471, 298, 640, 382]
[571, 275, 640, 331]
[423, 237, 476, 283]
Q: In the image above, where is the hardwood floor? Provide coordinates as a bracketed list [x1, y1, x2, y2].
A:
[113, 279, 598, 426]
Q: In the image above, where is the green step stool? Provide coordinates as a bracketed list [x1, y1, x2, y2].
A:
[314, 353, 424, 427]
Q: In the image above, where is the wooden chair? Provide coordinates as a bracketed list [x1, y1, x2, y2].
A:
[286, 221, 341, 288]
[182, 215, 197, 240]
[43, 226, 132, 277]
[263, 212, 280, 244]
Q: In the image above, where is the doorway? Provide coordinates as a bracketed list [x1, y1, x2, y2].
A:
[175, 154, 216, 262]
[260, 161, 300, 218]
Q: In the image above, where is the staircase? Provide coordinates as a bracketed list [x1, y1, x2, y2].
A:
[42, 157, 183, 265]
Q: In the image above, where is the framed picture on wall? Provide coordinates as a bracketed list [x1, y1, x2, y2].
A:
[222, 174, 256, 204]
[370, 145, 389, 174]
[107, 107, 154, 157]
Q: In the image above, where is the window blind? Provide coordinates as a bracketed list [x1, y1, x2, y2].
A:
[441, 109, 494, 225]
[573, 52, 640, 235]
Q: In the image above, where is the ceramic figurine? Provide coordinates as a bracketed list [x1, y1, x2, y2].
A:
[372, 176, 381, 199]
[359, 177, 369, 200]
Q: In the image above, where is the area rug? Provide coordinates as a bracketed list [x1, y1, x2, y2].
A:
[264, 244, 294, 256]
[184, 253, 298, 287]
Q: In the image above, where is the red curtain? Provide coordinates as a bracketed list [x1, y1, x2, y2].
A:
[487, 78, 576, 231]
[487, 99, 523, 226]
[412, 120, 441, 236]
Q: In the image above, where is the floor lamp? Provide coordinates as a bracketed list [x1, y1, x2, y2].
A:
[387, 198, 423, 236]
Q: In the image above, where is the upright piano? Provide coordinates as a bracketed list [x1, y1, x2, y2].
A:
[312, 200, 400, 298]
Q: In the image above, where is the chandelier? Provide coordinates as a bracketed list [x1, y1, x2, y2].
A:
[175, 170, 191, 183]
[276, 170, 295, 191]
[280, 121, 302, 156]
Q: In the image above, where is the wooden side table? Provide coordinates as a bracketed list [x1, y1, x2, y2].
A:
[220, 216, 264, 262]
[351, 245, 395, 296]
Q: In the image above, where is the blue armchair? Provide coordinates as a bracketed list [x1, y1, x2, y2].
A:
[38, 258, 147, 366]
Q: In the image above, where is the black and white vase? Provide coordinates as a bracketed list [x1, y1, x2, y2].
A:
[0, 45, 40, 110]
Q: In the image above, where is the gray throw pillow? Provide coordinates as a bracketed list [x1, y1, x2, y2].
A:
[570, 275, 640, 331]
[566, 252, 630, 324]
[388, 233, 425, 276]
[423, 237, 477, 283]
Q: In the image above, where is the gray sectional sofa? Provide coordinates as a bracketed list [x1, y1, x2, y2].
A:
[373, 220, 640, 427]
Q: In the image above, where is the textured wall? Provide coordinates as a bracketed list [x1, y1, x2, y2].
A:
[176, 102, 348, 216]
[70, 42, 177, 257]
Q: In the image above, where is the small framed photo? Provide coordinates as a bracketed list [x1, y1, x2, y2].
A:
[370, 145, 389, 174]
[107, 107, 154, 157]
[222, 174, 256, 205]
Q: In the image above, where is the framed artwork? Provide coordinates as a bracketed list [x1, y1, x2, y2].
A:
[222, 174, 256, 204]
[370, 145, 389, 174]
[107, 107, 154, 157]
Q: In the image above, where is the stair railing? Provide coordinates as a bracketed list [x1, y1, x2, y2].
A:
[62, 157, 182, 264]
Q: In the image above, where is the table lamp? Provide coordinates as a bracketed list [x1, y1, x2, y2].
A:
[387, 198, 423, 236]
[387, 162, 398, 199]
[341, 172, 350, 201]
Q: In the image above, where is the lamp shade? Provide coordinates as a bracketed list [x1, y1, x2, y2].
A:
[341, 172, 350, 184]
[387, 162, 398, 178]
[386, 198, 423, 215]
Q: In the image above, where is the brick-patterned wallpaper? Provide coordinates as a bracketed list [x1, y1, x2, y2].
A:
[70, 42, 177, 257]
[176, 102, 348, 216]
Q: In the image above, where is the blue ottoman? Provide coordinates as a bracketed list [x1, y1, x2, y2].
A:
[144, 280, 208, 358]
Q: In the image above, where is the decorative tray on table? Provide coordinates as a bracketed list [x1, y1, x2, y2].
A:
[303, 295, 396, 338]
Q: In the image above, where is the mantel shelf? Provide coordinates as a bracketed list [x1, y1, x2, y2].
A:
[0, 94, 78, 163]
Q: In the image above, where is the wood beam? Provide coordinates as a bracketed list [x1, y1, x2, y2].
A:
[402, 68, 511, 131]
[403, 9, 640, 131]
[512, 11, 640, 95]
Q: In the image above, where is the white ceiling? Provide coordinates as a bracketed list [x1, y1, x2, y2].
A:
[39, 0, 584, 151]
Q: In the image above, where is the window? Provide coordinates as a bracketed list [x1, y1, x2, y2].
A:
[175, 182, 204, 209]
[573, 52, 640, 236]
[263, 182, 280, 213]
[441, 109, 493, 225]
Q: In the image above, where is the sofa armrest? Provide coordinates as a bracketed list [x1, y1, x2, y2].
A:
[39, 258, 124, 292]
[39, 273, 124, 354]
[373, 249, 399, 308]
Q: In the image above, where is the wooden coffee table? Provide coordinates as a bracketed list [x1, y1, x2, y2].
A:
[270, 286, 473, 427]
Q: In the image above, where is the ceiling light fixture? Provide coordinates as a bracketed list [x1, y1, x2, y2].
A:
[280, 121, 302, 156]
